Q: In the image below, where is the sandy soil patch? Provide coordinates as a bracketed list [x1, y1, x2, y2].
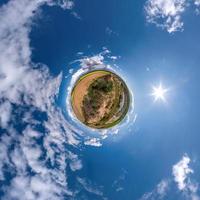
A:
[71, 70, 110, 122]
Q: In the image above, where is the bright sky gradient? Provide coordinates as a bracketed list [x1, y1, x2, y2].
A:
[1, 0, 200, 200]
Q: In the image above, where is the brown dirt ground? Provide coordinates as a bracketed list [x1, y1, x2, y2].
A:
[71, 71, 110, 122]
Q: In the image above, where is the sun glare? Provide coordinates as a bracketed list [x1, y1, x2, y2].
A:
[151, 83, 168, 102]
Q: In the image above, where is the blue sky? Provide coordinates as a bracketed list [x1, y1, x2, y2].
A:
[1, 0, 200, 200]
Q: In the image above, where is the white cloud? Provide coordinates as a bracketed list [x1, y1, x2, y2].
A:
[0, 0, 134, 198]
[140, 154, 200, 200]
[194, 0, 200, 14]
[47, 0, 74, 9]
[172, 154, 193, 190]
[156, 179, 169, 197]
[0, 0, 87, 199]
[195, 0, 200, 6]
[112, 169, 127, 193]
[145, 0, 200, 32]
[105, 27, 119, 37]
[69, 152, 83, 171]
[145, 0, 187, 33]
[80, 55, 105, 70]
[77, 177, 103, 196]
[0, 101, 12, 128]
[3, 174, 67, 200]
[0, 134, 11, 180]
[84, 138, 102, 147]
[172, 155, 200, 199]
[65, 49, 130, 148]
[140, 179, 169, 200]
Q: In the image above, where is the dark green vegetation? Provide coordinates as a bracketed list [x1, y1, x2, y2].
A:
[82, 75, 113, 120]
[81, 72, 130, 129]
[71, 70, 130, 129]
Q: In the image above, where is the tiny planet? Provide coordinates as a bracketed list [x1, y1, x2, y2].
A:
[71, 70, 130, 129]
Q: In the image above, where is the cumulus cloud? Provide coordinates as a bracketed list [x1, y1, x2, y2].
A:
[172, 154, 193, 190]
[0, 0, 86, 199]
[140, 154, 200, 200]
[172, 155, 200, 199]
[145, 0, 187, 33]
[145, 0, 200, 33]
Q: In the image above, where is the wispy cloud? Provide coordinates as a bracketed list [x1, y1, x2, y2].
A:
[112, 169, 127, 193]
[140, 179, 170, 200]
[69, 152, 83, 171]
[140, 154, 200, 200]
[84, 138, 102, 147]
[145, 0, 187, 33]
[0, 0, 86, 199]
[77, 177, 103, 196]
[47, 0, 74, 9]
[105, 27, 119, 37]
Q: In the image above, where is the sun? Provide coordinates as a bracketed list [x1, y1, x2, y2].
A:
[151, 83, 168, 102]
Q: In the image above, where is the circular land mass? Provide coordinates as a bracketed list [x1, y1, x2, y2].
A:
[71, 70, 130, 129]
